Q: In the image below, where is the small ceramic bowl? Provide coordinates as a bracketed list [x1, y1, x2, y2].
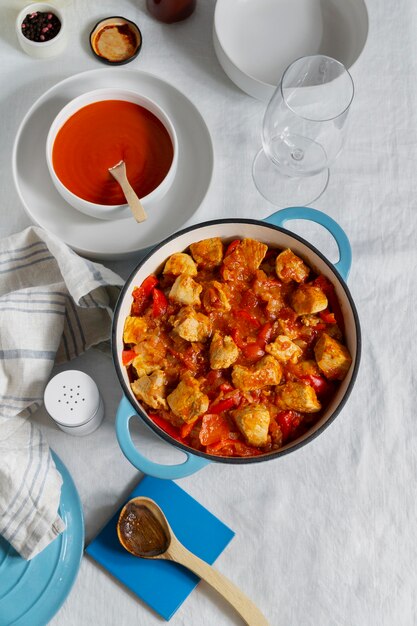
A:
[16, 2, 67, 59]
[213, 0, 369, 101]
[46, 88, 178, 221]
[89, 16, 142, 65]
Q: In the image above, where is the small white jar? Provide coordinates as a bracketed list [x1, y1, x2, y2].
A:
[16, 3, 68, 59]
[44, 370, 104, 436]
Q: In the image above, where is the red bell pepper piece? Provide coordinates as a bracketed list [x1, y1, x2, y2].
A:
[257, 322, 273, 347]
[319, 309, 337, 325]
[278, 307, 298, 324]
[242, 342, 265, 362]
[312, 322, 327, 331]
[235, 321, 272, 361]
[301, 374, 334, 398]
[148, 413, 184, 443]
[152, 288, 168, 318]
[203, 370, 223, 399]
[206, 370, 222, 386]
[132, 275, 158, 300]
[166, 346, 197, 370]
[276, 410, 301, 442]
[207, 393, 240, 414]
[132, 275, 159, 315]
[234, 310, 261, 328]
[206, 439, 262, 457]
[180, 421, 196, 439]
[121, 349, 136, 366]
[231, 328, 246, 350]
[313, 275, 344, 332]
[199, 414, 231, 446]
[225, 239, 241, 256]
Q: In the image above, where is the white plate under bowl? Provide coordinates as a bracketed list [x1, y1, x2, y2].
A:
[214, 0, 369, 101]
[12, 69, 214, 260]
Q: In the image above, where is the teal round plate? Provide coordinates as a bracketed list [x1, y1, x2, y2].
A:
[0, 452, 84, 626]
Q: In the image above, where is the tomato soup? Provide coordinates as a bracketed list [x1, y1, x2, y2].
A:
[52, 100, 174, 205]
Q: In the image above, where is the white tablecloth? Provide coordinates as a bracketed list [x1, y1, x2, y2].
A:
[1, 0, 416, 624]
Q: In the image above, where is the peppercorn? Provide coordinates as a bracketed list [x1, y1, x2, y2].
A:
[21, 11, 61, 42]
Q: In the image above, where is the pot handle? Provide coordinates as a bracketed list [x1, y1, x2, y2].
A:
[264, 206, 352, 280]
[115, 396, 210, 479]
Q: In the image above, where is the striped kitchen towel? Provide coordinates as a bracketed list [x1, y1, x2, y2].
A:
[0, 226, 124, 559]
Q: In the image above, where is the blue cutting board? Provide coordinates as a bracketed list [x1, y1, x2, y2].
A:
[86, 476, 235, 620]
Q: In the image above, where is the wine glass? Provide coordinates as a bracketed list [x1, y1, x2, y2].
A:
[252, 55, 354, 207]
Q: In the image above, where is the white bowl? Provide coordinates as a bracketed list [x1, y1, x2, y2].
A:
[16, 3, 67, 59]
[46, 88, 178, 221]
[213, 0, 369, 101]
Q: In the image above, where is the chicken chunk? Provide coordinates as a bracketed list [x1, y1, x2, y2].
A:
[131, 370, 167, 410]
[300, 314, 323, 328]
[253, 270, 285, 317]
[132, 337, 167, 378]
[232, 355, 282, 391]
[275, 381, 321, 412]
[265, 335, 302, 364]
[291, 285, 328, 315]
[209, 331, 239, 369]
[240, 238, 268, 270]
[189, 238, 223, 269]
[314, 333, 352, 381]
[171, 306, 212, 342]
[275, 249, 310, 283]
[163, 253, 197, 276]
[202, 281, 231, 313]
[290, 359, 321, 379]
[169, 275, 202, 306]
[123, 316, 148, 344]
[167, 375, 209, 423]
[276, 309, 301, 340]
[233, 405, 270, 447]
[222, 238, 268, 281]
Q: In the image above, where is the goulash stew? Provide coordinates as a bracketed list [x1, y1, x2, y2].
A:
[122, 238, 352, 457]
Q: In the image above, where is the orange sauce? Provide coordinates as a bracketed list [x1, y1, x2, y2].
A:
[52, 100, 174, 205]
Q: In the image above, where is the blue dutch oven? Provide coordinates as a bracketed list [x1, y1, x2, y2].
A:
[112, 207, 361, 479]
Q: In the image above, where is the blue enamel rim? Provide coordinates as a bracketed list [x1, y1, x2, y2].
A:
[0, 451, 84, 625]
[112, 212, 361, 468]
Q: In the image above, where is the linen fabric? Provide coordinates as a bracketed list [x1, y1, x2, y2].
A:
[0, 227, 123, 559]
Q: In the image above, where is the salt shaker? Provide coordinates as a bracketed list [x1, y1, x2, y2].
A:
[146, 0, 196, 23]
[44, 370, 104, 436]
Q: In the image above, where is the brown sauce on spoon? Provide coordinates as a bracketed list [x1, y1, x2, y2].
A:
[118, 502, 169, 557]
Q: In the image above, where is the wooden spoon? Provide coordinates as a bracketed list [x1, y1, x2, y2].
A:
[108, 160, 147, 223]
[117, 497, 270, 626]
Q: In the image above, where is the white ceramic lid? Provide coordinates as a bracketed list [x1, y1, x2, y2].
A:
[44, 370, 100, 427]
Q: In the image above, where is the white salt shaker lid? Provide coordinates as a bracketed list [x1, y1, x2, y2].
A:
[44, 370, 102, 429]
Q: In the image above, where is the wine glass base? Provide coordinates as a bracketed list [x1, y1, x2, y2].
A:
[252, 148, 330, 208]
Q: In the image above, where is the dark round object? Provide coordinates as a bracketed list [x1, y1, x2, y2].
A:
[89, 16, 142, 65]
[146, 0, 196, 23]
